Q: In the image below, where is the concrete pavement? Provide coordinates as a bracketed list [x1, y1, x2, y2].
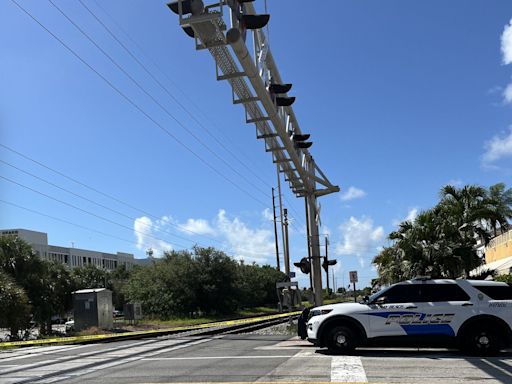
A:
[1, 335, 511, 383]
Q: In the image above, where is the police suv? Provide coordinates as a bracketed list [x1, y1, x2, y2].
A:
[306, 278, 512, 355]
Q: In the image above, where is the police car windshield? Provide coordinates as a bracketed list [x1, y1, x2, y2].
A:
[367, 286, 391, 303]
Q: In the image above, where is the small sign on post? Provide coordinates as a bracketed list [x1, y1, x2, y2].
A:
[349, 271, 358, 302]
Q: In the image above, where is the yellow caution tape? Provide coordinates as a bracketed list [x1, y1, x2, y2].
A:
[0, 311, 300, 348]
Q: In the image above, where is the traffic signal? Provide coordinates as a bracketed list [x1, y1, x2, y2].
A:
[293, 257, 311, 274]
[322, 257, 337, 272]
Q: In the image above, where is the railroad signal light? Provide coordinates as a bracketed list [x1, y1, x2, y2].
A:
[167, 0, 205, 16]
[241, 14, 270, 30]
[322, 257, 337, 273]
[293, 257, 311, 274]
[276, 97, 296, 107]
[268, 83, 292, 94]
[293, 133, 312, 149]
[182, 26, 195, 38]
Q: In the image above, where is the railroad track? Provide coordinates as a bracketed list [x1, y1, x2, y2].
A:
[0, 314, 299, 384]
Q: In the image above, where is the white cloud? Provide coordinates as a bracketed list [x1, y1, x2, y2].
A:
[178, 218, 215, 235]
[215, 209, 275, 263]
[504, 83, 512, 104]
[262, 208, 274, 222]
[482, 127, 512, 165]
[447, 179, 463, 187]
[322, 225, 332, 237]
[339, 186, 367, 201]
[405, 208, 418, 222]
[392, 208, 419, 226]
[334, 216, 384, 267]
[501, 19, 512, 65]
[133, 216, 173, 256]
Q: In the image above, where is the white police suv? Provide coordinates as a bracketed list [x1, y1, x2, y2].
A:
[306, 278, 512, 355]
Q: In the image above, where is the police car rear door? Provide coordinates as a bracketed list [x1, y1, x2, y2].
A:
[413, 281, 472, 339]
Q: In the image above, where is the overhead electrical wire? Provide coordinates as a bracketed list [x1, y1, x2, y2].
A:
[47, 0, 273, 201]
[0, 174, 193, 250]
[7, 0, 311, 259]
[9, 0, 268, 208]
[0, 174, 277, 258]
[0, 157, 272, 256]
[0, 199, 168, 255]
[86, 0, 273, 189]
[80, 0, 307, 228]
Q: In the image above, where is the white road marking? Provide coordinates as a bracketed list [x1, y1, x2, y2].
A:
[331, 355, 367, 383]
[142, 355, 295, 361]
[31, 337, 217, 383]
[256, 350, 331, 382]
[0, 345, 89, 362]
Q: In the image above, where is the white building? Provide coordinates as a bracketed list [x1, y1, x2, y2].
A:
[0, 228, 137, 271]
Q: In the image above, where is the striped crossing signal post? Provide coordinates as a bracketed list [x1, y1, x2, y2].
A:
[167, 0, 340, 306]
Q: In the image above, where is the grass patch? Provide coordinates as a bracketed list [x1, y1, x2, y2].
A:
[141, 307, 279, 328]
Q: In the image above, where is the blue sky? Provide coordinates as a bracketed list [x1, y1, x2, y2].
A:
[1, 0, 512, 290]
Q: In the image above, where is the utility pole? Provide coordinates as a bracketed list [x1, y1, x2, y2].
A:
[271, 187, 280, 271]
[304, 198, 313, 291]
[276, 166, 288, 276]
[283, 208, 290, 277]
[325, 236, 329, 294]
[306, 193, 322, 306]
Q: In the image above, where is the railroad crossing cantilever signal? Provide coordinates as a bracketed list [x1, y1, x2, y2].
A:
[166, 0, 340, 306]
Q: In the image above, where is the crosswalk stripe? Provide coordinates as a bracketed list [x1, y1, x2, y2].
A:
[331, 355, 368, 383]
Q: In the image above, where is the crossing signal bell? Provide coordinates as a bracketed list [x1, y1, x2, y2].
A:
[294, 257, 311, 274]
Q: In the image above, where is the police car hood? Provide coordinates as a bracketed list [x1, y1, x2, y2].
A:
[317, 302, 369, 313]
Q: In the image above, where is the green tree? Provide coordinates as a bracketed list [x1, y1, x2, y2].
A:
[72, 264, 109, 290]
[486, 183, 512, 236]
[0, 236, 49, 333]
[0, 271, 31, 340]
[192, 246, 240, 315]
[373, 183, 512, 284]
[124, 251, 198, 318]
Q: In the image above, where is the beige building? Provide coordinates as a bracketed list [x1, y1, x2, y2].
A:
[0, 228, 137, 271]
[471, 229, 512, 276]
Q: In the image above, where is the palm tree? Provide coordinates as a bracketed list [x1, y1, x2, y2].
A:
[486, 183, 512, 235]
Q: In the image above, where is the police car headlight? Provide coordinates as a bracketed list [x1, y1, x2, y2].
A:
[309, 309, 333, 319]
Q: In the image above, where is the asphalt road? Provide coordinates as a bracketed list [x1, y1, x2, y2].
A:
[1, 334, 511, 383]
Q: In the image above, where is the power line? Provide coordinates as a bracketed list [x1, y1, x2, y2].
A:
[0, 174, 193, 250]
[82, 0, 307, 228]
[0, 157, 273, 256]
[87, 0, 272, 188]
[79, 0, 273, 192]
[9, 0, 268, 208]
[1, 174, 276, 259]
[0, 159, 205, 247]
[48, 0, 272, 200]
[0, 198, 168, 255]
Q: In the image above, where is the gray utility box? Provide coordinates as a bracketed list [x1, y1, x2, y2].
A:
[124, 303, 143, 321]
[73, 288, 113, 331]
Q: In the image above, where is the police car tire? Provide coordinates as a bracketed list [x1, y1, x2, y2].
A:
[461, 325, 500, 356]
[326, 326, 357, 354]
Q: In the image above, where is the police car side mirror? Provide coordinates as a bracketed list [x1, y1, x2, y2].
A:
[363, 295, 369, 304]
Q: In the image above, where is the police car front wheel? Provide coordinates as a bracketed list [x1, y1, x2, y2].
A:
[326, 326, 357, 354]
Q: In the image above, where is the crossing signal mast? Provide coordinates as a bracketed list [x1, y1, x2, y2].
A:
[167, 0, 340, 306]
